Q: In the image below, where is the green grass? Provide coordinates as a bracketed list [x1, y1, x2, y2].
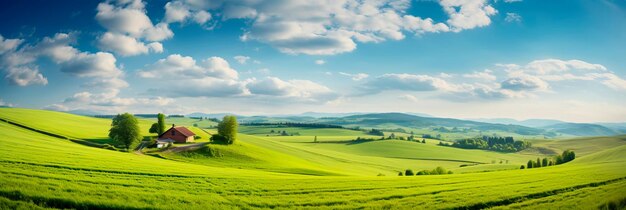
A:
[0, 108, 154, 144]
[1, 108, 625, 209]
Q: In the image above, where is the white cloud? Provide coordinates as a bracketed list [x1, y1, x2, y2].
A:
[440, 0, 497, 32]
[96, 0, 173, 56]
[4, 66, 48, 86]
[138, 54, 238, 80]
[500, 74, 549, 91]
[234, 55, 250, 64]
[0, 35, 24, 54]
[463, 69, 496, 81]
[172, 0, 496, 55]
[164, 0, 212, 24]
[0, 33, 122, 86]
[500, 58, 624, 91]
[98, 32, 162, 56]
[154, 77, 248, 98]
[505, 12, 522, 23]
[362, 73, 459, 94]
[315, 59, 326, 65]
[246, 77, 337, 101]
[338, 72, 369, 81]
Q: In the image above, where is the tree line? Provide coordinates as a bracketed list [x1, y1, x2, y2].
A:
[448, 136, 532, 152]
[399, 167, 453, 176]
[242, 122, 344, 129]
[521, 150, 576, 169]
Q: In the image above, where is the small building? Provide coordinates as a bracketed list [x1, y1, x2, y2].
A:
[155, 138, 174, 148]
[158, 124, 196, 143]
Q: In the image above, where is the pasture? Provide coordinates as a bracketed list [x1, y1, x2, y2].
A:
[0, 108, 625, 209]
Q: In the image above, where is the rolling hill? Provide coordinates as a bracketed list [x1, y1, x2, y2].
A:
[543, 123, 619, 136]
[316, 113, 548, 136]
[1, 108, 626, 209]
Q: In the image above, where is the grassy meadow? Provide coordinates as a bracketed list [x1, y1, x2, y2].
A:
[0, 107, 625, 209]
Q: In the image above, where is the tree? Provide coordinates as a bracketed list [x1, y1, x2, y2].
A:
[149, 123, 159, 134]
[520, 165, 525, 169]
[536, 158, 542, 168]
[216, 115, 238, 144]
[398, 172, 403, 176]
[527, 160, 534, 169]
[405, 169, 414, 176]
[422, 139, 426, 144]
[314, 136, 318, 143]
[157, 113, 166, 135]
[108, 113, 142, 151]
[542, 158, 549, 167]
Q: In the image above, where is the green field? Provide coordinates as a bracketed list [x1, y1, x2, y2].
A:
[1, 107, 625, 209]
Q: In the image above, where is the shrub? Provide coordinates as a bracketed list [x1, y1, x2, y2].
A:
[398, 172, 403, 176]
[405, 169, 414, 176]
[520, 165, 525, 169]
[432, 166, 447, 175]
[527, 160, 534, 169]
[210, 134, 230, 144]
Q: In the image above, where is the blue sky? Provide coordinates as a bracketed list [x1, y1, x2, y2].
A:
[0, 0, 625, 122]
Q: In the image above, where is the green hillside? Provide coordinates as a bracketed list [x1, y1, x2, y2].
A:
[543, 123, 620, 136]
[0, 108, 625, 209]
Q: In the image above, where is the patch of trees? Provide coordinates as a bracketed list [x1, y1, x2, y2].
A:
[522, 150, 576, 169]
[269, 130, 298, 136]
[432, 127, 471, 133]
[108, 113, 142, 151]
[367, 129, 384, 136]
[398, 167, 453, 176]
[211, 115, 238, 144]
[242, 122, 343, 129]
[167, 115, 185, 118]
[449, 136, 531, 152]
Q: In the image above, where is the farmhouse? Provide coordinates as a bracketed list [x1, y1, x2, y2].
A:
[158, 124, 196, 143]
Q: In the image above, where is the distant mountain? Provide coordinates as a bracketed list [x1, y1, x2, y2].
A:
[597, 123, 626, 133]
[288, 112, 370, 118]
[542, 123, 620, 136]
[470, 118, 566, 127]
[186, 112, 239, 119]
[67, 109, 104, 116]
[318, 113, 546, 135]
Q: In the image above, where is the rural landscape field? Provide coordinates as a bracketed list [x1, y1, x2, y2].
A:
[1, 0, 626, 209]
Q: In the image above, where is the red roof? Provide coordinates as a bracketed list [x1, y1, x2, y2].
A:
[159, 126, 196, 137]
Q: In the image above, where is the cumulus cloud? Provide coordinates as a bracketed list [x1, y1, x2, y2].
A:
[96, 0, 173, 56]
[98, 32, 163, 56]
[138, 54, 238, 80]
[440, 0, 497, 32]
[463, 69, 496, 81]
[361, 73, 459, 94]
[170, 0, 496, 55]
[500, 75, 549, 91]
[500, 59, 624, 91]
[164, 0, 212, 24]
[338, 72, 369, 81]
[0, 35, 23, 54]
[246, 77, 337, 101]
[233, 55, 250, 64]
[0, 33, 122, 86]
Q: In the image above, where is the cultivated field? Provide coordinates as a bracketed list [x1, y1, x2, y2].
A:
[1, 108, 625, 209]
